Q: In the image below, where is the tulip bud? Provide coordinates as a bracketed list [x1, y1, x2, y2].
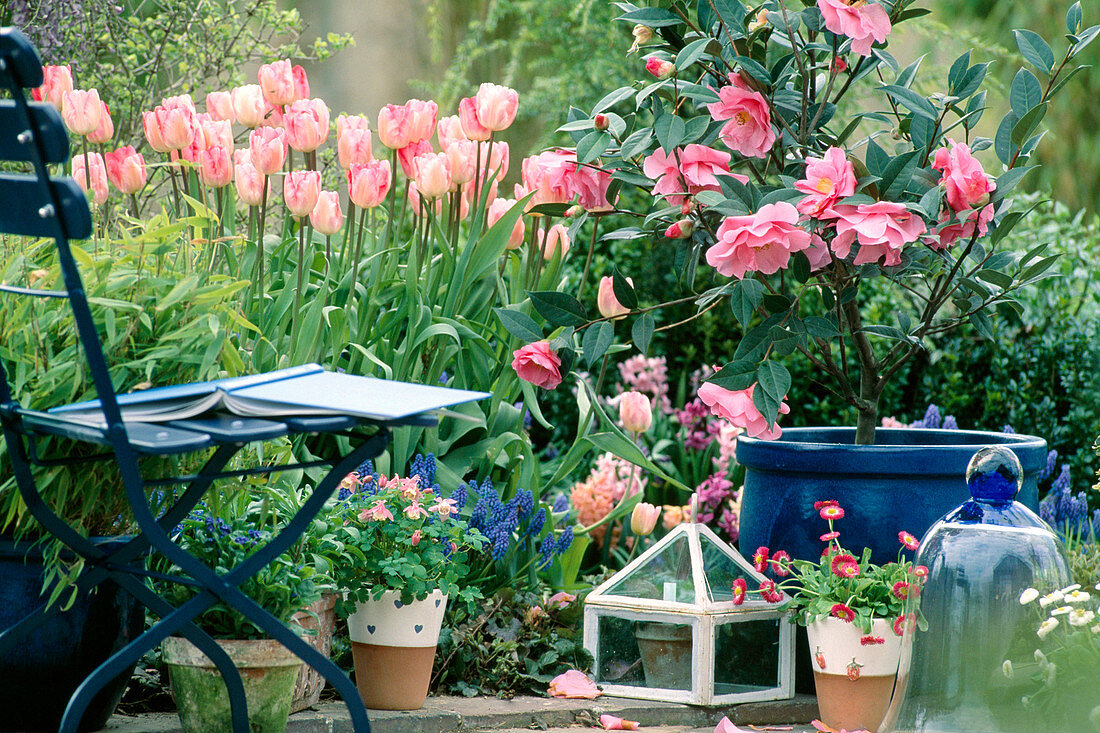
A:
[71, 152, 109, 206]
[630, 502, 661, 537]
[664, 219, 695, 239]
[619, 391, 653, 434]
[284, 169, 321, 218]
[597, 275, 631, 320]
[487, 197, 525, 249]
[644, 57, 675, 80]
[310, 190, 344, 235]
[593, 113, 609, 131]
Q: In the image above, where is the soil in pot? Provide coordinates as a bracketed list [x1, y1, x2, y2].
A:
[634, 622, 692, 690]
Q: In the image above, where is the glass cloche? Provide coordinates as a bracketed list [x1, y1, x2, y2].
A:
[880, 446, 1072, 733]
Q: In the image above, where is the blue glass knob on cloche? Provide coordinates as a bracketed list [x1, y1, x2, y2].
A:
[880, 446, 1071, 733]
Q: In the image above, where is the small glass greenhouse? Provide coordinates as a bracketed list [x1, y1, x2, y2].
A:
[583, 521, 795, 705]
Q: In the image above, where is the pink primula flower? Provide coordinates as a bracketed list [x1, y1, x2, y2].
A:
[705, 202, 812, 279]
[706, 74, 776, 158]
[795, 146, 857, 218]
[817, 0, 892, 56]
[512, 341, 563, 390]
[932, 139, 996, 212]
[547, 670, 601, 699]
[830, 201, 926, 266]
[698, 382, 790, 440]
[642, 144, 746, 206]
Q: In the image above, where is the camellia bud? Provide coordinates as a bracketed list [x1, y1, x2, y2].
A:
[593, 113, 609, 131]
[645, 57, 675, 80]
[680, 199, 695, 216]
[565, 204, 585, 218]
[632, 25, 654, 47]
[664, 219, 695, 239]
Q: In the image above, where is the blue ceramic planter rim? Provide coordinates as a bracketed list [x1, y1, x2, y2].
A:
[736, 427, 1046, 477]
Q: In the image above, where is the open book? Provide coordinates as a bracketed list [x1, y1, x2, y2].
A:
[50, 364, 490, 425]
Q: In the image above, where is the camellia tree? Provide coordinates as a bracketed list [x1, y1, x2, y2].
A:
[502, 0, 1096, 445]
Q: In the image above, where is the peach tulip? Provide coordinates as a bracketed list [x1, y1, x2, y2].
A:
[291, 64, 310, 102]
[397, 139, 433, 179]
[407, 99, 439, 144]
[310, 191, 343, 235]
[474, 83, 519, 132]
[445, 140, 478, 186]
[72, 152, 108, 205]
[347, 159, 391, 209]
[233, 150, 265, 206]
[338, 127, 373, 169]
[154, 102, 195, 151]
[199, 146, 233, 188]
[629, 503, 660, 537]
[284, 98, 330, 153]
[457, 96, 490, 142]
[32, 65, 73, 110]
[538, 223, 570, 260]
[413, 152, 452, 199]
[61, 89, 103, 136]
[206, 91, 235, 122]
[258, 59, 296, 106]
[200, 117, 234, 152]
[86, 102, 113, 144]
[484, 140, 510, 180]
[142, 111, 170, 153]
[162, 94, 196, 113]
[104, 146, 147, 194]
[436, 115, 467, 150]
[337, 113, 371, 138]
[377, 103, 415, 150]
[249, 127, 287, 175]
[619, 391, 653, 434]
[260, 101, 284, 128]
[284, 170, 322, 218]
[487, 198, 525, 249]
[231, 85, 266, 128]
[597, 275, 632, 320]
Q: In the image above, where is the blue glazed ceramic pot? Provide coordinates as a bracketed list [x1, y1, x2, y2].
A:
[736, 427, 1047, 564]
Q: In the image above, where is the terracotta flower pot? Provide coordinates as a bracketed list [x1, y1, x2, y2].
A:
[634, 621, 693, 690]
[346, 589, 447, 710]
[807, 616, 906, 733]
[290, 593, 338, 713]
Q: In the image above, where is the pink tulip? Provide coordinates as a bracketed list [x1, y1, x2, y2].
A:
[436, 115, 467, 150]
[706, 202, 812, 279]
[512, 341, 563, 390]
[310, 190, 344, 235]
[484, 140, 510, 180]
[413, 152, 452, 199]
[338, 127, 373, 169]
[818, 0, 891, 56]
[458, 96, 491, 142]
[795, 146, 857, 218]
[104, 146, 147, 194]
[32, 65, 73, 110]
[336, 113, 371, 138]
[347, 159, 392, 209]
[233, 149, 265, 206]
[71, 152, 108, 206]
[596, 276, 631, 320]
[142, 110, 170, 153]
[645, 56, 675, 79]
[86, 102, 113, 144]
[699, 382, 789, 440]
[162, 94, 196, 113]
[61, 89, 104, 136]
[231, 85, 266, 127]
[199, 146, 233, 188]
[830, 201, 927, 266]
[260, 100, 284, 128]
[397, 139, 433, 179]
[444, 140, 478, 186]
[619, 391, 653, 433]
[284, 170, 322, 218]
[154, 101, 195, 151]
[291, 64, 310, 102]
[377, 103, 416, 150]
[206, 91, 235, 122]
[407, 182, 443, 217]
[932, 139, 995, 212]
[707, 74, 776, 159]
[200, 117, 234, 152]
[474, 83, 519, 132]
[284, 98, 330, 153]
[538, 223, 570, 260]
[463, 177, 495, 212]
[249, 127, 287, 175]
[407, 99, 439, 144]
[258, 59, 296, 106]
[487, 197, 525, 249]
[629, 503, 661, 537]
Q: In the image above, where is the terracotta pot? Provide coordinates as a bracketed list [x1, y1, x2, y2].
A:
[346, 589, 447, 710]
[806, 616, 906, 733]
[634, 622, 693, 690]
[290, 593, 338, 713]
[163, 636, 302, 733]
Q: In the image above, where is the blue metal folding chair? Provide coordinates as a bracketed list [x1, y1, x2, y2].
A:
[0, 26, 430, 733]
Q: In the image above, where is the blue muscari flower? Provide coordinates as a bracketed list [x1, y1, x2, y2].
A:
[247, 529, 262, 540]
[1039, 449, 1059, 482]
[526, 507, 546, 538]
[355, 459, 375, 478]
[514, 489, 534, 522]
[408, 453, 439, 492]
[552, 493, 570, 514]
[449, 484, 468, 511]
[557, 526, 574, 553]
[470, 496, 491, 532]
[921, 404, 942, 429]
[1052, 464, 1071, 495]
[543, 445, 559, 460]
[439, 372, 449, 384]
[491, 529, 510, 559]
[942, 415, 958, 430]
[1002, 424, 1016, 435]
[337, 486, 353, 501]
[1040, 498, 1056, 525]
[537, 536, 555, 568]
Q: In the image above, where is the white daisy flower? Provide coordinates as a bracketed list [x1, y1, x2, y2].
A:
[1038, 618, 1060, 639]
[1092, 623, 1100, 635]
[1002, 659, 1014, 678]
[1039, 590, 1065, 608]
[1035, 649, 1048, 664]
[1051, 605, 1074, 616]
[1019, 588, 1040, 605]
[1069, 609, 1096, 627]
[1061, 583, 1082, 594]
[1065, 590, 1091, 604]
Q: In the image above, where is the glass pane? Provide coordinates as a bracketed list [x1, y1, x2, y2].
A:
[596, 616, 693, 690]
[714, 618, 781, 694]
[699, 531, 759, 603]
[603, 534, 695, 602]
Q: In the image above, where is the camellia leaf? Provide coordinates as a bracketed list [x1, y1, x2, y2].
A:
[527, 291, 587, 327]
[618, 128, 654, 160]
[631, 313, 655, 354]
[494, 307, 542, 343]
[1014, 29, 1055, 74]
[653, 113, 688, 153]
[582, 321, 615, 366]
[576, 130, 611, 164]
[728, 278, 765, 326]
[708, 359, 757, 392]
[753, 361, 791, 426]
[1009, 68, 1043, 118]
[612, 269, 639, 309]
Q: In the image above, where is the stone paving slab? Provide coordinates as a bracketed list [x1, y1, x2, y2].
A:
[105, 694, 819, 732]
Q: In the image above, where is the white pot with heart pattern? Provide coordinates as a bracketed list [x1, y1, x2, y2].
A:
[345, 589, 447, 710]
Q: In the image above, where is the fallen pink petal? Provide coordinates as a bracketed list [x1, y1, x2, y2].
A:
[599, 714, 640, 730]
[547, 669, 601, 699]
[714, 716, 755, 733]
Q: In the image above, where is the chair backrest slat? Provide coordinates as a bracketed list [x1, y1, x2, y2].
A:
[0, 174, 91, 240]
[0, 30, 44, 90]
[0, 101, 70, 164]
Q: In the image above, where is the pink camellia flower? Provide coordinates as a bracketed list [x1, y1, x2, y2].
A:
[928, 205, 994, 250]
[512, 341, 563, 390]
[71, 152, 108, 205]
[86, 101, 114, 144]
[199, 146, 233, 188]
[547, 670, 601, 699]
[338, 127, 373, 169]
[397, 139, 433, 179]
[436, 115, 467, 150]
[291, 64, 310, 101]
[233, 149, 265, 206]
[61, 89, 104, 136]
[310, 191, 343, 235]
[818, 0, 892, 56]
[474, 82, 519, 132]
[458, 96, 492, 142]
[698, 382, 790, 440]
[413, 152, 452, 199]
[538, 223, 570, 260]
[257, 59, 296, 106]
[645, 56, 675, 79]
[104, 146, 146, 194]
[487, 197, 525, 249]
[707, 74, 775, 158]
[142, 110, 170, 153]
[830, 201, 927, 266]
[706, 201, 812, 279]
[347, 159, 392, 209]
[206, 91, 235, 122]
[284, 169, 322, 218]
[643, 144, 746, 206]
[619, 391, 653, 434]
[795, 146, 857, 217]
[805, 233, 833, 271]
[599, 715, 640, 731]
[597, 275, 632, 320]
[932, 139, 995, 212]
[284, 98, 330, 153]
[248, 126, 287, 175]
[445, 140, 478, 186]
[32, 65, 73, 110]
[629, 502, 661, 536]
[231, 85, 266, 128]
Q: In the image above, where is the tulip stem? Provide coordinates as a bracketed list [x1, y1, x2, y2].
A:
[347, 202, 367, 310]
[256, 174, 270, 324]
[294, 219, 305, 346]
[576, 220, 598, 301]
